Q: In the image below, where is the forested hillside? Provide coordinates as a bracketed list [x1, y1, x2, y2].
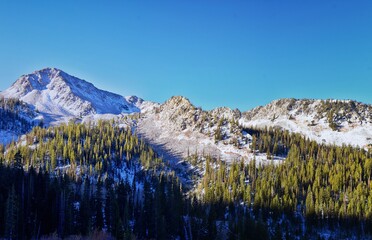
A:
[0, 121, 184, 239]
[1, 121, 371, 239]
[0, 98, 40, 145]
[194, 127, 372, 238]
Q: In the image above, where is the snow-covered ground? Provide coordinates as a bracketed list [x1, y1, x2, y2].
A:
[241, 102, 372, 148]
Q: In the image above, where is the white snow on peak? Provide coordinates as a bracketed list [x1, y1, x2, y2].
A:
[0, 68, 140, 123]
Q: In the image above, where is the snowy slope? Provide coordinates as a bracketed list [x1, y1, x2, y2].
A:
[137, 97, 372, 164]
[137, 96, 258, 163]
[241, 98, 372, 148]
[0, 98, 42, 145]
[0, 68, 139, 124]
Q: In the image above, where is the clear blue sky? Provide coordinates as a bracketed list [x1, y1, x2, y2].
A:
[0, 1, 371, 110]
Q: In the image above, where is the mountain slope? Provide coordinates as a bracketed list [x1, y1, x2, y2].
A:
[241, 98, 372, 147]
[137, 96, 256, 163]
[137, 97, 372, 164]
[0, 98, 41, 145]
[0, 68, 139, 123]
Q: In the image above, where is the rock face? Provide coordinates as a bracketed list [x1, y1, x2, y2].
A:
[0, 68, 139, 123]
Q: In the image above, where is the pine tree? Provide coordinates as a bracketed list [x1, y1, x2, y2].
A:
[94, 181, 104, 231]
[5, 185, 19, 239]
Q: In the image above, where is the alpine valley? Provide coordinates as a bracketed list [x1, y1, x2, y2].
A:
[0, 68, 372, 239]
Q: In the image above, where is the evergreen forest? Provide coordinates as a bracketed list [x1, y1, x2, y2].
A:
[0, 119, 371, 239]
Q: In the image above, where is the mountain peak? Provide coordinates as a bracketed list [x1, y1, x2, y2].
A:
[166, 96, 192, 105]
[24, 67, 65, 78]
[161, 96, 195, 111]
[33, 67, 61, 74]
[15, 67, 97, 89]
[1, 68, 140, 122]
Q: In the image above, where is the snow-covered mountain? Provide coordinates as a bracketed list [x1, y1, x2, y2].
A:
[137, 96, 259, 163]
[1, 68, 371, 156]
[241, 98, 372, 147]
[0, 68, 140, 124]
[137, 96, 372, 163]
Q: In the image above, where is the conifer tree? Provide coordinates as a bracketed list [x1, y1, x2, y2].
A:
[5, 185, 19, 239]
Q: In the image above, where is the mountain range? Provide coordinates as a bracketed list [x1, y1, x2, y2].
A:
[1, 67, 372, 239]
[1, 67, 371, 158]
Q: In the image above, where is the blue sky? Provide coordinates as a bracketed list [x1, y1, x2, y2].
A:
[0, 1, 371, 110]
